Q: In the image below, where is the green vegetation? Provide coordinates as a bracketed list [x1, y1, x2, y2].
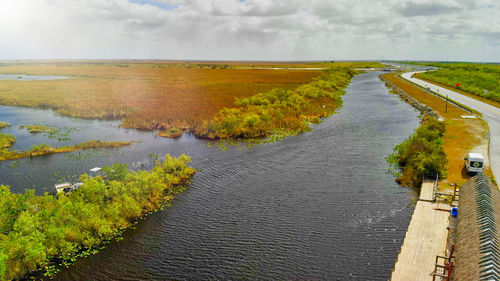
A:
[158, 127, 183, 138]
[0, 133, 15, 150]
[0, 124, 128, 160]
[387, 117, 447, 188]
[0, 154, 195, 280]
[230, 61, 386, 69]
[0, 136, 134, 161]
[0, 61, 376, 139]
[19, 124, 57, 134]
[0, 122, 10, 129]
[195, 67, 358, 140]
[20, 124, 76, 142]
[412, 62, 500, 102]
[383, 72, 493, 185]
[0, 62, 321, 136]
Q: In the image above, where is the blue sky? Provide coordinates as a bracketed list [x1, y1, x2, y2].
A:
[129, 0, 178, 11]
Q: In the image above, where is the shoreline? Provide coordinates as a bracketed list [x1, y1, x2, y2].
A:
[381, 72, 493, 187]
[382, 70, 494, 280]
[0, 62, 369, 142]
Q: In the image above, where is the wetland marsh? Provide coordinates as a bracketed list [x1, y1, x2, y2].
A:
[0, 70, 420, 280]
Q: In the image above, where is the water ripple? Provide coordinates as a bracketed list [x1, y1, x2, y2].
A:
[1, 71, 420, 280]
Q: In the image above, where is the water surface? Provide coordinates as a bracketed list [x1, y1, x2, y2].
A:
[0, 71, 420, 280]
[0, 74, 67, 81]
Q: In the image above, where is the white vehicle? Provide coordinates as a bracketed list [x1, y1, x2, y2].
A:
[464, 153, 485, 174]
[54, 182, 72, 194]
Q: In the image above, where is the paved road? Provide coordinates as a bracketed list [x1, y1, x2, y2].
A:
[401, 71, 500, 183]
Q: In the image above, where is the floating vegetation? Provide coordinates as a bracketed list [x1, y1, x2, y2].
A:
[19, 124, 57, 134]
[8, 160, 18, 169]
[0, 136, 135, 161]
[0, 122, 11, 129]
[65, 149, 104, 161]
[0, 133, 15, 149]
[158, 127, 183, 138]
[19, 124, 77, 142]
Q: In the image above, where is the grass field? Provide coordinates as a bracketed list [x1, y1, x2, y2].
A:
[0, 61, 381, 138]
[0, 60, 385, 69]
[412, 62, 500, 103]
[0, 62, 322, 133]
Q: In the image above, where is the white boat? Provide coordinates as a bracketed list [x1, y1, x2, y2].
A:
[54, 182, 72, 194]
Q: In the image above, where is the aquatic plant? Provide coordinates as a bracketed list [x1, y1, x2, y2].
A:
[19, 124, 76, 142]
[158, 127, 183, 138]
[0, 154, 195, 280]
[0, 137, 134, 161]
[0, 133, 15, 150]
[19, 124, 57, 134]
[0, 122, 10, 129]
[386, 117, 447, 188]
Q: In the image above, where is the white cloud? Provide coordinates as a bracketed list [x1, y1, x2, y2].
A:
[0, 0, 498, 61]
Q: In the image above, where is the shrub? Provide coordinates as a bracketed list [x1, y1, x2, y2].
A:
[387, 117, 447, 188]
[195, 67, 358, 140]
[0, 154, 195, 280]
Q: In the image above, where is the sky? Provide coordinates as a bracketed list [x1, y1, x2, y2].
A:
[0, 0, 499, 61]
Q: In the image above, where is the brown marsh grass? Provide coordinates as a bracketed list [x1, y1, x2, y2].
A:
[0, 62, 322, 133]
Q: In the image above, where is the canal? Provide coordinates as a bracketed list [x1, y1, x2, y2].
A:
[0, 71, 420, 280]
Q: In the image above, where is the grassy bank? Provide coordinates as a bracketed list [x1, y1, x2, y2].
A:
[412, 62, 500, 103]
[195, 67, 358, 140]
[383, 72, 492, 187]
[387, 117, 447, 188]
[0, 154, 195, 280]
[0, 137, 134, 161]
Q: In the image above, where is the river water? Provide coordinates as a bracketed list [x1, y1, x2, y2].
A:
[0, 71, 420, 280]
[0, 74, 67, 81]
